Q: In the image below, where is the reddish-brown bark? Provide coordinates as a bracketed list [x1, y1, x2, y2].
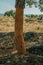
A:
[15, 7, 26, 54]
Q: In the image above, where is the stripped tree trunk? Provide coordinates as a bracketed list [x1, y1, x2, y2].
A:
[15, 0, 26, 54]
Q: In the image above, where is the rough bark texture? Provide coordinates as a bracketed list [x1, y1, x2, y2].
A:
[15, 0, 25, 8]
[15, 7, 26, 54]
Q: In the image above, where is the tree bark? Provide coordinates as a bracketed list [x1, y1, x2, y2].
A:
[15, 7, 26, 54]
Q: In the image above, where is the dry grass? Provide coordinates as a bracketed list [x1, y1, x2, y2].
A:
[23, 20, 43, 33]
[0, 16, 15, 32]
[0, 16, 43, 33]
[0, 16, 43, 61]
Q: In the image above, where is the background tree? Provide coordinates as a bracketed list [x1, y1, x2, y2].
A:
[4, 10, 15, 18]
[26, 0, 43, 11]
[37, 14, 43, 20]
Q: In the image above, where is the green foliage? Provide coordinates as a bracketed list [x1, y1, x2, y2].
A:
[4, 10, 15, 18]
[39, 15, 43, 18]
[39, 0, 43, 12]
[37, 14, 43, 20]
[30, 14, 34, 18]
[25, 14, 43, 18]
[25, 15, 31, 18]
[26, 0, 37, 7]
[25, 14, 38, 18]
[26, 0, 43, 12]
[30, 14, 38, 18]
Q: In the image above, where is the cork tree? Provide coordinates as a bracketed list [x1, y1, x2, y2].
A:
[15, 0, 43, 55]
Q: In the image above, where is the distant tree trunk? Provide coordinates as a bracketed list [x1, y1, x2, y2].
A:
[15, 0, 26, 54]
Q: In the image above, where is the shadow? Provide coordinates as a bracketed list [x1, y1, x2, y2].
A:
[0, 32, 43, 65]
[0, 32, 43, 44]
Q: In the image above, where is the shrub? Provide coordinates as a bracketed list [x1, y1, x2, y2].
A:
[4, 10, 15, 18]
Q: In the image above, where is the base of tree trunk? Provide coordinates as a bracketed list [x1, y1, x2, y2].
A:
[15, 7, 26, 54]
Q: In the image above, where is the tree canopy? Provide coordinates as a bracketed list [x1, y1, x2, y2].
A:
[4, 10, 15, 18]
[26, 0, 43, 12]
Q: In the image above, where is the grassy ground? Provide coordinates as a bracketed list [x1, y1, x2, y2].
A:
[0, 32, 43, 65]
[0, 16, 43, 65]
[0, 16, 43, 33]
